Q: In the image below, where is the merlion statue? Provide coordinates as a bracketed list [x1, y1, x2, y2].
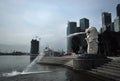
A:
[85, 27, 98, 54]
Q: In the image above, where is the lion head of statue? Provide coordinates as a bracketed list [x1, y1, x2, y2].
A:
[85, 27, 98, 40]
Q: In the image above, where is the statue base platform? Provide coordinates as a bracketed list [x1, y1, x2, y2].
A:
[73, 54, 110, 70]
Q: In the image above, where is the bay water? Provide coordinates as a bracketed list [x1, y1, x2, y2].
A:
[0, 55, 101, 81]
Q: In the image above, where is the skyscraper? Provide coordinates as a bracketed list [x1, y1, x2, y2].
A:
[67, 21, 77, 52]
[116, 4, 120, 17]
[67, 21, 77, 35]
[102, 12, 112, 30]
[114, 17, 120, 32]
[30, 39, 39, 54]
[76, 27, 81, 32]
[80, 18, 89, 31]
[114, 4, 120, 32]
[102, 12, 111, 31]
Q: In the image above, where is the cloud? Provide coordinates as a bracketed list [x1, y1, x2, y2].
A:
[0, 0, 119, 52]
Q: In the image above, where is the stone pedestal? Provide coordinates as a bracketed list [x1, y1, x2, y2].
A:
[73, 54, 110, 70]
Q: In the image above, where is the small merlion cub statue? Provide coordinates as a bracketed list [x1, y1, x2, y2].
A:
[85, 27, 98, 54]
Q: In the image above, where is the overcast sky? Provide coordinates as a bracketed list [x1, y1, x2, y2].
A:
[0, 0, 119, 52]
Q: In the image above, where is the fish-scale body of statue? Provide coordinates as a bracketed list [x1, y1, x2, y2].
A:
[85, 27, 98, 54]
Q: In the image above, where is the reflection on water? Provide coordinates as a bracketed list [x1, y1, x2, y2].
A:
[0, 55, 101, 81]
[2, 54, 45, 77]
[30, 54, 37, 62]
[0, 56, 30, 73]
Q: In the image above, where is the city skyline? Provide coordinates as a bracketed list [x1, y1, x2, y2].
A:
[0, 0, 119, 52]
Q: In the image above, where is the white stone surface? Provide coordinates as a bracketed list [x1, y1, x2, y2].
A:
[85, 27, 98, 54]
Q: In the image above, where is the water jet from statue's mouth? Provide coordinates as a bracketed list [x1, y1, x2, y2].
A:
[67, 32, 85, 38]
